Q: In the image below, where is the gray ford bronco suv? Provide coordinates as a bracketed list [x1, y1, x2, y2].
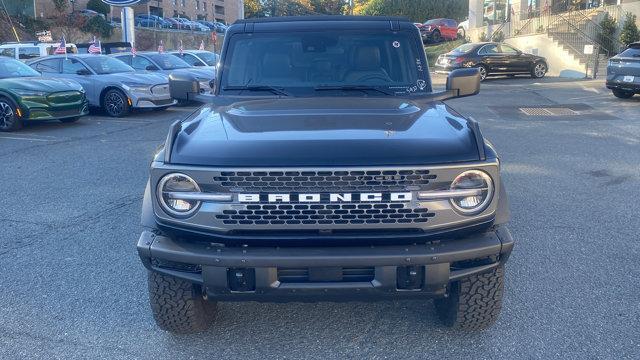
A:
[137, 16, 514, 333]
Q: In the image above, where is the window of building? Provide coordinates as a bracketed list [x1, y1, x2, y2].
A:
[181, 0, 185, 7]
[196, 1, 199, 10]
[203, 2, 207, 12]
[215, 5, 224, 15]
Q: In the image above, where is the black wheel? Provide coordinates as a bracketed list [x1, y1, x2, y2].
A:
[147, 271, 217, 334]
[612, 89, 634, 99]
[531, 62, 547, 78]
[435, 266, 505, 330]
[59, 116, 81, 123]
[431, 30, 441, 43]
[477, 64, 488, 81]
[102, 89, 130, 118]
[0, 96, 22, 132]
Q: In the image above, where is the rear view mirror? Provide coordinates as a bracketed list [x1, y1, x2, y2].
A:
[146, 65, 159, 71]
[446, 68, 480, 98]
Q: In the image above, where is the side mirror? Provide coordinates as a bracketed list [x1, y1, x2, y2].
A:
[146, 64, 159, 71]
[76, 69, 91, 75]
[446, 68, 480, 98]
[169, 72, 201, 101]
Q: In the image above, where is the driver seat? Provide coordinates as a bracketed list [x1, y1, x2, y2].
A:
[343, 46, 391, 84]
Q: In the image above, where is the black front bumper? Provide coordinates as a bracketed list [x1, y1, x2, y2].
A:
[137, 226, 514, 301]
[606, 79, 640, 92]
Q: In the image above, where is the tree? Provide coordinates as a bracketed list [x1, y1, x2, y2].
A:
[87, 0, 111, 16]
[53, 0, 68, 14]
[82, 15, 113, 38]
[620, 12, 639, 46]
[245, 0, 265, 18]
[598, 13, 618, 55]
[355, 0, 468, 23]
[310, 0, 346, 15]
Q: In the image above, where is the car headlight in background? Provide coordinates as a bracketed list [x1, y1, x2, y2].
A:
[14, 89, 48, 97]
[157, 173, 201, 217]
[448, 170, 494, 215]
[122, 82, 151, 92]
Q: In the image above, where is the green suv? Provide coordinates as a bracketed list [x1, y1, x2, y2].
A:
[0, 57, 88, 132]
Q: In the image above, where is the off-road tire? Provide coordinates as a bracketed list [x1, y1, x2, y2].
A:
[147, 271, 217, 334]
[435, 266, 505, 330]
[612, 89, 634, 99]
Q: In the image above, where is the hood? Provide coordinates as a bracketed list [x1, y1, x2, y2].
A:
[170, 97, 481, 167]
[106, 72, 168, 84]
[1, 76, 83, 92]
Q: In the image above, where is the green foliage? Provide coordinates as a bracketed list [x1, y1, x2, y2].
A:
[86, 0, 111, 16]
[244, 0, 266, 18]
[53, 0, 68, 13]
[620, 12, 639, 46]
[81, 15, 113, 38]
[310, 0, 346, 15]
[599, 13, 618, 54]
[357, 0, 468, 22]
[479, 32, 488, 42]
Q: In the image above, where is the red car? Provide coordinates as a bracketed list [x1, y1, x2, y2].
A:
[419, 18, 459, 43]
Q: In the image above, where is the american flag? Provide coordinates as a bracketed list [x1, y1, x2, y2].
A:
[179, 40, 183, 55]
[54, 36, 67, 55]
[158, 40, 164, 53]
[199, 40, 205, 51]
[88, 37, 102, 54]
[131, 44, 137, 57]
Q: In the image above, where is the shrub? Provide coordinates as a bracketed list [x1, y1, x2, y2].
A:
[492, 30, 504, 42]
[87, 0, 110, 16]
[620, 12, 639, 46]
[479, 31, 488, 42]
[599, 13, 618, 54]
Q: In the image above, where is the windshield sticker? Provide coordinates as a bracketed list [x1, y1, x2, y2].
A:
[393, 41, 400, 48]
[417, 80, 426, 90]
[416, 58, 423, 72]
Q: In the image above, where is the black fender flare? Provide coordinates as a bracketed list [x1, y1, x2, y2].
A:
[494, 179, 510, 226]
[141, 179, 157, 229]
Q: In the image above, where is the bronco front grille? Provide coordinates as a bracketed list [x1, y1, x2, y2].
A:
[212, 170, 437, 192]
[215, 203, 435, 226]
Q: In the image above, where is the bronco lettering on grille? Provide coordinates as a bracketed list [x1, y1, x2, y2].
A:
[238, 193, 412, 203]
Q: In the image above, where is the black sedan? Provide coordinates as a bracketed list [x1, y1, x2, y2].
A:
[606, 42, 640, 99]
[434, 42, 548, 81]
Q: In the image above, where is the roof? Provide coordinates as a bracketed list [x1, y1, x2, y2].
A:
[235, 15, 411, 24]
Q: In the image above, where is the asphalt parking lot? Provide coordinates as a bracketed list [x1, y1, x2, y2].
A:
[1, 76, 638, 359]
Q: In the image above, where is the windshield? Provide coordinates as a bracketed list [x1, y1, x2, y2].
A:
[195, 51, 218, 66]
[82, 56, 134, 74]
[148, 53, 191, 70]
[0, 58, 40, 78]
[619, 47, 640, 57]
[424, 19, 440, 25]
[221, 30, 430, 96]
[451, 43, 477, 54]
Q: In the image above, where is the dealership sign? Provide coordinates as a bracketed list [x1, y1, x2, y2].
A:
[101, 0, 146, 6]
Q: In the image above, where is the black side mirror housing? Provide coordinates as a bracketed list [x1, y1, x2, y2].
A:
[169, 72, 202, 101]
[446, 68, 480, 98]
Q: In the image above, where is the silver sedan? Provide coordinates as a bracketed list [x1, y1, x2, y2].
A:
[27, 54, 177, 117]
[110, 52, 215, 94]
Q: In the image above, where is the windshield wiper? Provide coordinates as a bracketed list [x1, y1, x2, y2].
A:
[222, 85, 290, 96]
[314, 85, 395, 96]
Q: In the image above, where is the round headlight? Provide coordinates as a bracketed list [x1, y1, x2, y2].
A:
[449, 170, 494, 215]
[157, 173, 201, 217]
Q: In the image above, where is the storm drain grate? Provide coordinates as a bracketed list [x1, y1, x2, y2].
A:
[519, 107, 579, 116]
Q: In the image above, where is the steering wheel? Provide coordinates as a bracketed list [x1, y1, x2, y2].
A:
[354, 73, 391, 83]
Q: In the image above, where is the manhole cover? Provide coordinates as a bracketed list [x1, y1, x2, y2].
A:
[519, 107, 579, 116]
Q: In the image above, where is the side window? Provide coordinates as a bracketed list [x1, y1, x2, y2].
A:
[499, 44, 519, 55]
[479, 44, 499, 55]
[448, 20, 457, 28]
[33, 59, 60, 73]
[115, 55, 132, 65]
[0, 48, 16, 59]
[131, 56, 153, 70]
[62, 58, 90, 74]
[18, 47, 40, 60]
[181, 54, 200, 66]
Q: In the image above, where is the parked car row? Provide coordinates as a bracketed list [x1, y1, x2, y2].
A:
[0, 45, 218, 131]
[134, 14, 227, 33]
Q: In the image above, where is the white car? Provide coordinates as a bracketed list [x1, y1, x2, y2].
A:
[458, 19, 469, 39]
[0, 42, 78, 62]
